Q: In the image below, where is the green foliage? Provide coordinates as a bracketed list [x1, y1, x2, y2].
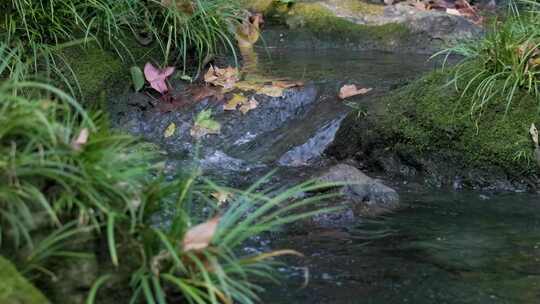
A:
[437, 1, 540, 117]
[1, 0, 244, 83]
[0, 56, 338, 303]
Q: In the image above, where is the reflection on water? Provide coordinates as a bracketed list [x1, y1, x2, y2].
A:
[264, 191, 540, 304]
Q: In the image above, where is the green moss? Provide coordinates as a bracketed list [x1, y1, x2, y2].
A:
[240, 0, 275, 12]
[379, 69, 540, 175]
[274, 3, 411, 47]
[331, 0, 385, 16]
[0, 256, 50, 304]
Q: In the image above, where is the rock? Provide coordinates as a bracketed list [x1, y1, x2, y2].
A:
[317, 164, 400, 216]
[0, 255, 50, 304]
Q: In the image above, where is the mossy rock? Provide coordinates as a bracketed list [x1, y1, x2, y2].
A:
[261, 2, 416, 51]
[0, 256, 50, 304]
[328, 69, 540, 190]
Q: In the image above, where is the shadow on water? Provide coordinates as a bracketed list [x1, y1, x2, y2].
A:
[263, 191, 540, 304]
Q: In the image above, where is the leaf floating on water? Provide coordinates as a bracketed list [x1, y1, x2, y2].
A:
[239, 97, 259, 115]
[224, 94, 247, 111]
[191, 85, 224, 103]
[190, 110, 221, 139]
[182, 216, 220, 252]
[338, 85, 372, 100]
[164, 123, 176, 138]
[72, 128, 89, 151]
[130, 66, 145, 92]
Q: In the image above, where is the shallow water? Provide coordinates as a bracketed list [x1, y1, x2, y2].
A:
[263, 191, 540, 304]
[246, 49, 540, 304]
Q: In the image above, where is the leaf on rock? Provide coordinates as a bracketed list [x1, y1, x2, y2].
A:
[164, 123, 176, 138]
[204, 65, 239, 89]
[191, 85, 224, 102]
[223, 94, 247, 111]
[144, 62, 175, 94]
[71, 128, 89, 151]
[182, 216, 220, 252]
[272, 80, 304, 89]
[531, 123, 539, 145]
[130, 66, 145, 92]
[258, 85, 284, 98]
[211, 191, 233, 206]
[338, 85, 372, 100]
[239, 97, 259, 115]
[190, 110, 221, 139]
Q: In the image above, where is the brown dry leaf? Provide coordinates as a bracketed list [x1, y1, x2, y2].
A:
[272, 80, 304, 89]
[239, 97, 259, 115]
[191, 85, 225, 103]
[161, 0, 194, 14]
[224, 94, 247, 111]
[211, 191, 233, 206]
[234, 80, 264, 92]
[235, 13, 264, 48]
[182, 216, 220, 252]
[204, 65, 239, 89]
[71, 128, 89, 151]
[338, 85, 373, 100]
[258, 85, 284, 98]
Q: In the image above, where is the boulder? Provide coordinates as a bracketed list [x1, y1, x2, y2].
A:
[317, 164, 400, 216]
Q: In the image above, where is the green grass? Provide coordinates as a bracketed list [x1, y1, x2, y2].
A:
[436, 1, 540, 117]
[0, 51, 340, 303]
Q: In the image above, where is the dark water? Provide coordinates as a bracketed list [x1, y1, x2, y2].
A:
[264, 191, 540, 304]
[249, 49, 540, 304]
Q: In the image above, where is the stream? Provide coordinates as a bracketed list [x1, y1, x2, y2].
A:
[254, 48, 540, 304]
[111, 47, 540, 303]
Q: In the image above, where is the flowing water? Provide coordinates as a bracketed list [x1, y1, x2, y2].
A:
[248, 48, 540, 304]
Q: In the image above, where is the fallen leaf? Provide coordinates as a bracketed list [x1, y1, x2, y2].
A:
[235, 13, 264, 48]
[446, 8, 461, 16]
[338, 85, 373, 100]
[531, 123, 539, 145]
[130, 66, 145, 92]
[72, 128, 89, 151]
[272, 80, 304, 89]
[182, 216, 220, 252]
[234, 80, 264, 92]
[144, 63, 175, 94]
[223, 94, 247, 111]
[211, 191, 233, 206]
[190, 85, 224, 103]
[239, 97, 259, 115]
[258, 85, 284, 98]
[164, 123, 176, 138]
[190, 110, 221, 139]
[204, 65, 239, 89]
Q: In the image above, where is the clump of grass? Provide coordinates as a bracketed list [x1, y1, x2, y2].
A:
[436, 1, 540, 117]
[0, 53, 339, 303]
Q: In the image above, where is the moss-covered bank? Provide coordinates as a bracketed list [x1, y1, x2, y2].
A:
[0, 256, 50, 304]
[328, 70, 540, 191]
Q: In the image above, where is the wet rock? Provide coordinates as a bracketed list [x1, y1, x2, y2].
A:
[317, 164, 400, 216]
[0, 255, 50, 304]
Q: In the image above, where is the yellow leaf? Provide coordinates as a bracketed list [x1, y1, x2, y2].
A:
[239, 97, 259, 115]
[224, 94, 247, 111]
[258, 85, 284, 98]
[211, 191, 233, 206]
[164, 123, 176, 138]
[182, 216, 220, 252]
